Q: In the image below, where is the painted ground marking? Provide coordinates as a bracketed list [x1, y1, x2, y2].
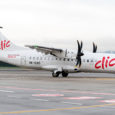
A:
[32, 94, 64, 97]
[32, 99, 49, 102]
[0, 103, 115, 114]
[1, 86, 115, 96]
[64, 96, 102, 100]
[0, 90, 14, 93]
[101, 99, 115, 103]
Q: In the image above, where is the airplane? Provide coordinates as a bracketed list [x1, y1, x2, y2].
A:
[0, 28, 115, 77]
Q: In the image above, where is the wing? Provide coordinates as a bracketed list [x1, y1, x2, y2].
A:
[25, 45, 66, 57]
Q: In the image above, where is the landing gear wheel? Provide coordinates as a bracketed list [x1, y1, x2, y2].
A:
[52, 72, 59, 77]
[62, 72, 68, 77]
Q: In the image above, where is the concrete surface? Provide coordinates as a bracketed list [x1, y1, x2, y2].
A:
[0, 69, 115, 115]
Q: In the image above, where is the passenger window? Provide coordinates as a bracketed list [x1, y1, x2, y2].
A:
[87, 59, 89, 62]
[37, 57, 39, 60]
[91, 60, 93, 62]
[95, 60, 97, 62]
[33, 57, 35, 60]
[29, 61, 32, 64]
[44, 57, 46, 60]
[37, 62, 40, 64]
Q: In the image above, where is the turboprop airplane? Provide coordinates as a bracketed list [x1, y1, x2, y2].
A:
[0, 28, 115, 77]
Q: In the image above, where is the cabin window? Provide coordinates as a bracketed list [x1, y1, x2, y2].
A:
[29, 57, 31, 60]
[63, 58, 66, 61]
[40, 57, 42, 60]
[91, 59, 93, 62]
[37, 57, 39, 60]
[59, 58, 61, 61]
[48, 57, 49, 60]
[33, 57, 35, 60]
[67, 59, 70, 61]
[95, 60, 97, 62]
[37, 62, 40, 64]
[44, 57, 46, 60]
[87, 59, 89, 62]
[46, 57, 48, 60]
[71, 59, 73, 61]
[83, 59, 85, 62]
[29, 61, 32, 64]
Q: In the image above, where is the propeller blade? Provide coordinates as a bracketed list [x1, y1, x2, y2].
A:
[77, 40, 81, 54]
[80, 41, 83, 50]
[93, 42, 97, 53]
[76, 40, 84, 67]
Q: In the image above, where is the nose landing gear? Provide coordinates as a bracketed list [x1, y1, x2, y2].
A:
[52, 72, 60, 77]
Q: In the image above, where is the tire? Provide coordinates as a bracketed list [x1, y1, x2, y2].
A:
[62, 71, 68, 77]
[52, 72, 59, 77]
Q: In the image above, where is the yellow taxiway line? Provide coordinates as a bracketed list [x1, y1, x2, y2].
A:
[0, 103, 115, 114]
[96, 78, 115, 80]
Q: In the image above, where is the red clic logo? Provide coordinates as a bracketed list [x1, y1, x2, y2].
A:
[95, 56, 115, 69]
[0, 40, 10, 50]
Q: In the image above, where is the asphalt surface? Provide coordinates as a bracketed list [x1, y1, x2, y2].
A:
[0, 69, 115, 115]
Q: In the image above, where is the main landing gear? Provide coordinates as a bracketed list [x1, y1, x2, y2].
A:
[62, 71, 68, 77]
[52, 71, 68, 77]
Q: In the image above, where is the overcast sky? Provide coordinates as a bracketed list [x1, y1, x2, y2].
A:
[0, 0, 115, 51]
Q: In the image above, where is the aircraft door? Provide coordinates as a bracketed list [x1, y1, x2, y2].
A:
[21, 56, 26, 65]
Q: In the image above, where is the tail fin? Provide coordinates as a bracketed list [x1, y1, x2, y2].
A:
[0, 32, 21, 51]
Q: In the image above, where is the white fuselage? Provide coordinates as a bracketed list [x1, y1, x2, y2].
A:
[1, 47, 115, 73]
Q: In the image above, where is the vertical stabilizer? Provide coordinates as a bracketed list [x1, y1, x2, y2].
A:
[0, 32, 22, 51]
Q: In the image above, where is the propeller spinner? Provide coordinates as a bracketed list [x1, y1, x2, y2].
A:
[76, 40, 84, 67]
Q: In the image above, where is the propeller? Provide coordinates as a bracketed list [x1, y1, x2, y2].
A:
[93, 42, 97, 53]
[76, 40, 84, 67]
